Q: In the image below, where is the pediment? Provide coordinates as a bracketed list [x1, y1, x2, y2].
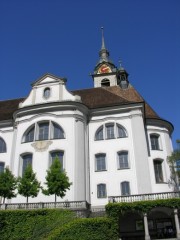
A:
[31, 73, 67, 87]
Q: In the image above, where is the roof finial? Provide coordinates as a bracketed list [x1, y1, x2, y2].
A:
[101, 27, 105, 50]
[119, 59, 122, 68]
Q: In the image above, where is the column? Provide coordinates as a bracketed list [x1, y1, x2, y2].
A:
[174, 209, 180, 240]
[144, 213, 150, 240]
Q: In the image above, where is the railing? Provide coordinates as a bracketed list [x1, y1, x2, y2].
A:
[108, 191, 180, 203]
[0, 200, 90, 211]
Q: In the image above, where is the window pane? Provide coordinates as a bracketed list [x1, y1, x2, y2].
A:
[22, 154, 32, 176]
[151, 135, 160, 150]
[0, 162, 5, 173]
[0, 138, 6, 153]
[96, 127, 103, 140]
[154, 160, 163, 183]
[117, 126, 126, 138]
[25, 126, 35, 142]
[53, 123, 64, 139]
[39, 122, 49, 140]
[97, 184, 107, 198]
[121, 182, 130, 195]
[96, 154, 106, 171]
[51, 151, 64, 168]
[106, 125, 114, 139]
[44, 88, 50, 99]
[118, 152, 128, 169]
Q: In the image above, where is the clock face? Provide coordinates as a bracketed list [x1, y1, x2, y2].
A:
[98, 64, 111, 74]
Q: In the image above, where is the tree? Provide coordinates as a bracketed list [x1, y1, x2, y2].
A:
[167, 140, 180, 191]
[18, 164, 41, 203]
[43, 156, 72, 202]
[0, 167, 17, 204]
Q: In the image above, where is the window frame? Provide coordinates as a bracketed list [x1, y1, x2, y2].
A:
[0, 162, 5, 173]
[150, 134, 160, 150]
[50, 150, 64, 169]
[43, 87, 51, 99]
[95, 123, 127, 141]
[117, 151, 129, 169]
[97, 183, 107, 198]
[95, 153, 106, 172]
[121, 181, 130, 196]
[0, 137, 6, 153]
[20, 153, 33, 177]
[154, 159, 164, 183]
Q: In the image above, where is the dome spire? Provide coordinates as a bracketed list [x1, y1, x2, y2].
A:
[99, 27, 109, 62]
[101, 27, 106, 50]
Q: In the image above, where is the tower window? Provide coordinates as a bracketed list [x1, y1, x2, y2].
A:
[101, 79, 110, 87]
[154, 159, 164, 183]
[150, 134, 160, 150]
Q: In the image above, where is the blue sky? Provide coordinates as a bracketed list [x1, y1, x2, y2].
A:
[0, 0, 179, 148]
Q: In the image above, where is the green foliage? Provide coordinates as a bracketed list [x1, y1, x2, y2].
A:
[106, 198, 180, 219]
[47, 217, 118, 240]
[167, 146, 180, 191]
[43, 156, 72, 202]
[0, 208, 76, 240]
[0, 167, 17, 203]
[18, 164, 41, 203]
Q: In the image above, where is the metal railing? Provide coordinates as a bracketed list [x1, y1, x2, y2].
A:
[0, 200, 90, 211]
[108, 191, 180, 203]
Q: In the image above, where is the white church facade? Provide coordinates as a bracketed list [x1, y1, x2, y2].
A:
[0, 34, 174, 207]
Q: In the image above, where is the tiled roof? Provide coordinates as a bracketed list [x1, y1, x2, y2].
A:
[72, 85, 160, 119]
[0, 98, 24, 121]
[0, 86, 159, 121]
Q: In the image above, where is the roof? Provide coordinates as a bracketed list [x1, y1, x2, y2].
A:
[72, 85, 160, 119]
[0, 85, 159, 121]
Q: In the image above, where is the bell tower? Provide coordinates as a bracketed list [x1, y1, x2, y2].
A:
[91, 27, 119, 88]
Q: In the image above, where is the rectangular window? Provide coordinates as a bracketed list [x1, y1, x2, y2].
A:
[118, 152, 129, 169]
[150, 135, 160, 150]
[0, 162, 5, 173]
[38, 122, 49, 140]
[106, 124, 115, 139]
[121, 181, 130, 196]
[97, 184, 107, 198]
[96, 154, 106, 171]
[51, 151, 64, 169]
[154, 160, 163, 183]
[22, 154, 32, 176]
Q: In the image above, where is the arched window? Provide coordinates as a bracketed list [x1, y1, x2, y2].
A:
[101, 79, 110, 87]
[95, 123, 127, 141]
[43, 87, 51, 99]
[50, 151, 64, 169]
[150, 134, 160, 150]
[23, 125, 35, 143]
[52, 122, 65, 139]
[117, 125, 127, 138]
[97, 184, 107, 198]
[0, 137, 6, 153]
[22, 121, 65, 143]
[0, 162, 5, 173]
[118, 151, 129, 169]
[95, 154, 106, 171]
[21, 153, 33, 176]
[95, 126, 104, 140]
[121, 181, 130, 196]
[154, 159, 164, 183]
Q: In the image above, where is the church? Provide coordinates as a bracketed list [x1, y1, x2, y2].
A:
[0, 30, 174, 208]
